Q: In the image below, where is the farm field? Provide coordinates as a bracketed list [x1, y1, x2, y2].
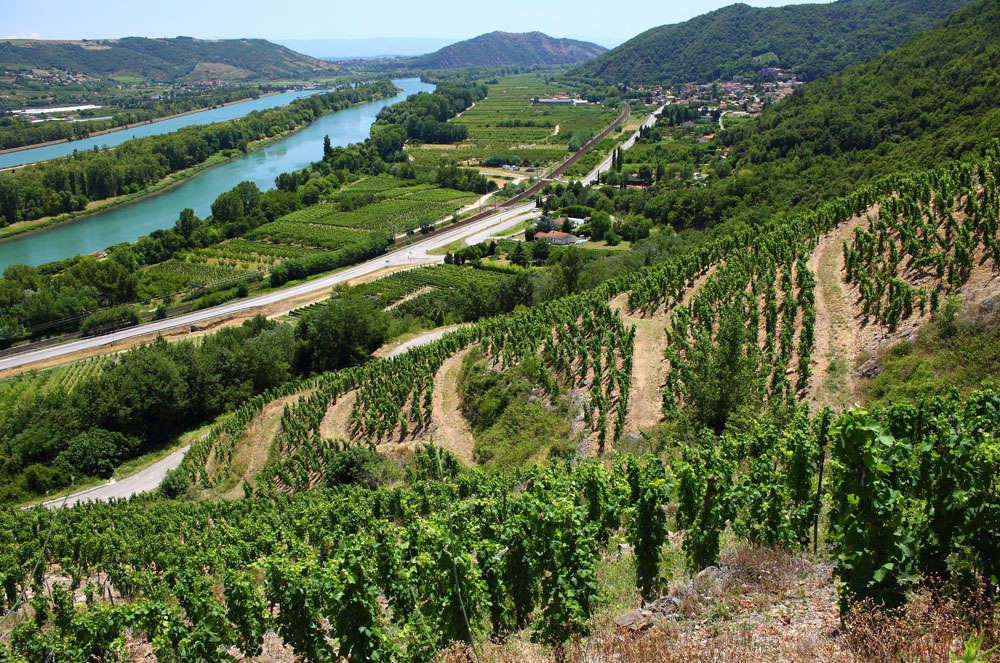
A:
[131, 177, 481, 300]
[409, 73, 619, 171]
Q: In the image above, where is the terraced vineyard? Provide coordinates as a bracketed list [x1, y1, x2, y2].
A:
[409, 73, 619, 170]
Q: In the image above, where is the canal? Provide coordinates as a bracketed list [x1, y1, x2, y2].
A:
[0, 78, 433, 271]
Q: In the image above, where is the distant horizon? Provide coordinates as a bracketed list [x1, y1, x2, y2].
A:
[4, 0, 836, 49]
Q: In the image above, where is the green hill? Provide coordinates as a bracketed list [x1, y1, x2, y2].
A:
[571, 0, 974, 84]
[409, 31, 606, 69]
[0, 36, 341, 82]
[724, 0, 1000, 176]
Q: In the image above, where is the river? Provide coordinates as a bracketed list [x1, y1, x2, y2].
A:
[2, 89, 319, 169]
[0, 78, 433, 271]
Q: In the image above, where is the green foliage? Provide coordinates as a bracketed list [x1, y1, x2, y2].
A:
[627, 455, 672, 599]
[0, 316, 294, 503]
[325, 446, 387, 489]
[573, 0, 972, 84]
[294, 292, 389, 373]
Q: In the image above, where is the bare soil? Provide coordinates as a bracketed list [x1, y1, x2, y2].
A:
[220, 391, 312, 499]
[806, 214, 870, 410]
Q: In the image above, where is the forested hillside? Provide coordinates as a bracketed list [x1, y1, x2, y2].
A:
[612, 0, 1000, 237]
[724, 0, 1000, 172]
[410, 32, 606, 69]
[0, 37, 340, 81]
[572, 0, 973, 84]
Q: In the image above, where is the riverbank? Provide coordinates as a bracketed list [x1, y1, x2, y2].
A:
[0, 90, 286, 157]
[0, 86, 399, 246]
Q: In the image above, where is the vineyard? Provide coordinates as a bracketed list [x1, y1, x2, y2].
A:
[4, 386, 1000, 661]
[173, 144, 1000, 497]
[409, 74, 618, 170]
[4, 143, 1000, 659]
[0, 356, 113, 422]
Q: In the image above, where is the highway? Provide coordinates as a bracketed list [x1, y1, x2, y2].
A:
[0, 201, 535, 372]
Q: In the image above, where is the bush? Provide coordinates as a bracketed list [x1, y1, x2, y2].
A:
[55, 429, 139, 479]
[325, 446, 386, 488]
[23, 464, 66, 494]
[79, 305, 139, 336]
[160, 467, 191, 499]
[270, 235, 390, 287]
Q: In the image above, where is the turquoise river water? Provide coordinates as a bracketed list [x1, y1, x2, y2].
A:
[0, 78, 433, 271]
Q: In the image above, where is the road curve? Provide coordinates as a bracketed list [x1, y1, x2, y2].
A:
[386, 325, 468, 358]
[39, 445, 189, 509]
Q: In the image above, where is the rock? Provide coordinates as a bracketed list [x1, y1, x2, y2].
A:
[614, 608, 653, 631]
[979, 294, 1000, 317]
[860, 360, 880, 379]
[644, 595, 680, 615]
[697, 566, 722, 581]
[617, 543, 634, 558]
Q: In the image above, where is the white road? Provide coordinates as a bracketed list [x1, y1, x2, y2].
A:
[462, 210, 539, 246]
[385, 324, 468, 358]
[39, 445, 189, 509]
[579, 106, 664, 186]
[0, 201, 535, 372]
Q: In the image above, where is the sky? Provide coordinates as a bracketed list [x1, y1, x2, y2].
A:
[3, 0, 836, 51]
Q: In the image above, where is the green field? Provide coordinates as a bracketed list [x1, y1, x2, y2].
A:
[0, 356, 113, 422]
[409, 73, 619, 170]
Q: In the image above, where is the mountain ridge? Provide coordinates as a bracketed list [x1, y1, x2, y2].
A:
[409, 31, 606, 69]
[571, 0, 975, 84]
[0, 36, 341, 82]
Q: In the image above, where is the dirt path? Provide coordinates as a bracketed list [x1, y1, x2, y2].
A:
[807, 217, 868, 410]
[427, 348, 476, 463]
[610, 265, 718, 434]
[320, 390, 358, 442]
[622, 318, 668, 433]
[387, 347, 476, 464]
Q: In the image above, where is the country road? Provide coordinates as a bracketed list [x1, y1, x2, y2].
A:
[39, 445, 189, 509]
[580, 105, 663, 186]
[0, 201, 535, 372]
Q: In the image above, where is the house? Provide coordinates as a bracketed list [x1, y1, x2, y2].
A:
[698, 134, 715, 144]
[535, 231, 578, 245]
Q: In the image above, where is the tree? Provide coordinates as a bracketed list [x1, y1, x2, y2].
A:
[509, 242, 529, 267]
[556, 246, 584, 294]
[55, 429, 139, 479]
[323, 134, 333, 160]
[531, 240, 550, 265]
[294, 292, 389, 373]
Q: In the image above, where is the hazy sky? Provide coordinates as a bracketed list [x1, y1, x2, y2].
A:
[4, 0, 836, 48]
